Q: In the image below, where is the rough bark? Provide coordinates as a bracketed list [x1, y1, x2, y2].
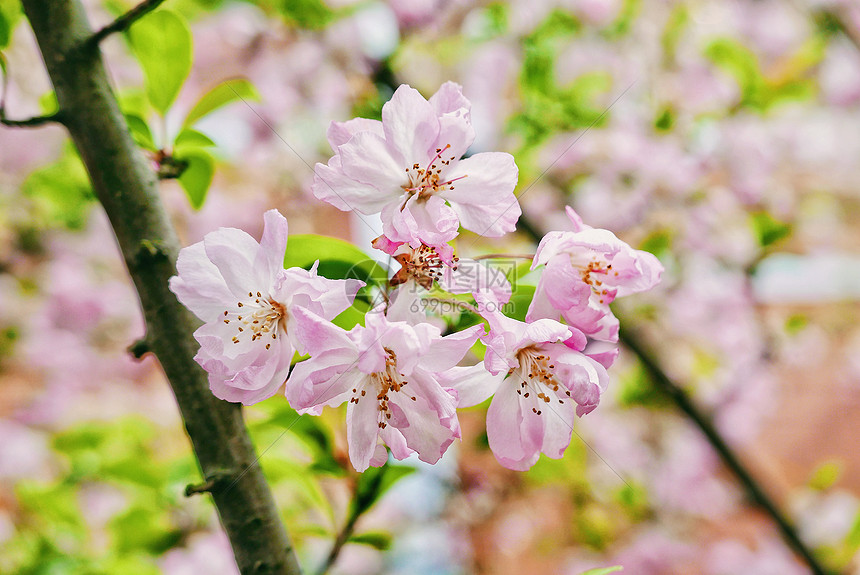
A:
[18, 2, 302, 573]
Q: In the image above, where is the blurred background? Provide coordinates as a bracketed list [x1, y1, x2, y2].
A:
[1, 0, 859, 573]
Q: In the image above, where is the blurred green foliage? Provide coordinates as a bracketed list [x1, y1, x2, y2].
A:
[22, 144, 94, 230]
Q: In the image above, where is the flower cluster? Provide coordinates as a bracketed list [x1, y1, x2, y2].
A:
[170, 84, 662, 471]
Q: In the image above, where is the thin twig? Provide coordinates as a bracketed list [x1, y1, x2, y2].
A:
[472, 253, 535, 261]
[516, 211, 834, 575]
[317, 467, 388, 575]
[0, 53, 63, 128]
[83, 0, 167, 49]
[0, 112, 63, 127]
[620, 330, 834, 575]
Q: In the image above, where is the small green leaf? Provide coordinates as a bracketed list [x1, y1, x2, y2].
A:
[579, 567, 623, 575]
[173, 127, 216, 150]
[750, 210, 792, 247]
[349, 531, 393, 550]
[127, 10, 192, 114]
[182, 79, 260, 128]
[125, 114, 157, 151]
[39, 91, 59, 115]
[654, 107, 674, 131]
[809, 461, 843, 491]
[284, 234, 389, 286]
[23, 145, 94, 230]
[354, 464, 415, 514]
[0, 13, 8, 50]
[507, 284, 535, 322]
[0, 0, 22, 50]
[109, 505, 181, 554]
[785, 314, 807, 335]
[281, 0, 335, 30]
[177, 150, 214, 209]
[639, 229, 673, 259]
[705, 38, 763, 107]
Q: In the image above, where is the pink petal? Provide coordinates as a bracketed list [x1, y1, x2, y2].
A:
[369, 444, 389, 468]
[286, 359, 360, 411]
[390, 371, 459, 464]
[290, 306, 354, 357]
[381, 194, 460, 248]
[338, 130, 407, 195]
[347, 384, 382, 471]
[439, 364, 504, 408]
[203, 227, 265, 300]
[327, 117, 384, 149]
[313, 155, 395, 215]
[255, 209, 289, 285]
[538, 398, 575, 459]
[440, 152, 520, 237]
[419, 324, 483, 372]
[382, 84, 440, 167]
[565, 206, 588, 232]
[428, 81, 475, 160]
[169, 242, 234, 322]
[487, 385, 539, 471]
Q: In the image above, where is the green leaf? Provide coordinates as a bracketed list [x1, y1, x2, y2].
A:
[750, 210, 792, 247]
[280, 0, 335, 30]
[182, 78, 260, 128]
[125, 114, 157, 151]
[354, 464, 415, 514]
[0, 12, 7, 50]
[705, 38, 763, 107]
[0, 0, 22, 50]
[23, 145, 94, 230]
[579, 567, 623, 575]
[349, 531, 393, 550]
[507, 284, 535, 322]
[660, 3, 688, 61]
[173, 127, 216, 150]
[784, 313, 808, 335]
[638, 228, 673, 259]
[109, 505, 181, 554]
[177, 150, 215, 210]
[809, 461, 843, 491]
[654, 107, 674, 132]
[127, 10, 192, 114]
[284, 234, 389, 287]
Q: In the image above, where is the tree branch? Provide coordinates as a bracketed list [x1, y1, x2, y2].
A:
[18, 2, 302, 573]
[316, 466, 388, 575]
[619, 330, 834, 575]
[0, 52, 64, 128]
[82, 0, 167, 50]
[0, 112, 63, 127]
[515, 212, 834, 575]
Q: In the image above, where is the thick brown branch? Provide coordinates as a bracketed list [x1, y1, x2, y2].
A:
[19, 2, 301, 573]
[82, 0, 167, 50]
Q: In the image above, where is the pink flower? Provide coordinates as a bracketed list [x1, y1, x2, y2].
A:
[169, 210, 362, 405]
[313, 82, 520, 252]
[372, 236, 512, 324]
[448, 294, 609, 471]
[287, 308, 481, 471]
[527, 207, 663, 342]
